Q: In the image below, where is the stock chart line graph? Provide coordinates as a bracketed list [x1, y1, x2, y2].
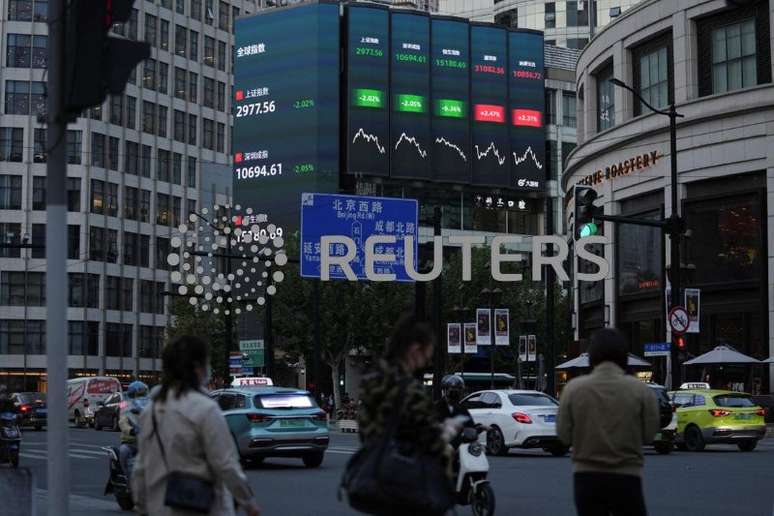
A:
[474, 142, 507, 165]
[352, 127, 387, 154]
[512, 146, 543, 169]
[395, 132, 428, 159]
[434, 136, 467, 162]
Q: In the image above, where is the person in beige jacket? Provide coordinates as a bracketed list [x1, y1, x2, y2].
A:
[557, 328, 659, 516]
[132, 335, 260, 516]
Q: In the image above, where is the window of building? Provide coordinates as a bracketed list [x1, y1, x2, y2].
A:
[67, 224, 80, 259]
[110, 95, 123, 125]
[545, 90, 556, 125]
[190, 30, 199, 60]
[105, 276, 121, 310]
[174, 110, 186, 142]
[175, 24, 187, 56]
[156, 237, 170, 271]
[157, 105, 167, 137]
[1, 271, 45, 306]
[68, 273, 99, 308]
[562, 92, 576, 128]
[91, 132, 105, 168]
[203, 77, 215, 108]
[634, 38, 672, 115]
[596, 64, 615, 131]
[0, 223, 21, 258]
[158, 62, 168, 94]
[190, 0, 201, 20]
[67, 177, 80, 212]
[143, 58, 156, 90]
[218, 1, 229, 31]
[125, 141, 139, 175]
[187, 156, 196, 187]
[172, 153, 182, 184]
[124, 186, 138, 220]
[7, 34, 30, 67]
[545, 140, 558, 181]
[494, 9, 517, 29]
[89, 226, 104, 260]
[160, 19, 169, 50]
[158, 149, 170, 181]
[174, 67, 186, 99]
[176, 0, 184, 14]
[108, 136, 119, 170]
[187, 199, 196, 221]
[141, 145, 152, 178]
[0, 320, 45, 354]
[143, 101, 155, 134]
[126, 95, 136, 129]
[202, 118, 214, 150]
[205, 0, 214, 25]
[139, 189, 150, 223]
[157, 193, 170, 225]
[188, 114, 197, 145]
[139, 233, 149, 267]
[567, 38, 589, 50]
[140, 280, 155, 312]
[29, 223, 44, 258]
[617, 209, 662, 296]
[566, 1, 588, 27]
[171, 196, 181, 227]
[69, 321, 99, 356]
[698, 4, 771, 97]
[216, 81, 225, 111]
[105, 323, 132, 357]
[188, 71, 198, 103]
[0, 128, 23, 162]
[217, 41, 226, 71]
[0, 175, 22, 209]
[216, 122, 225, 153]
[144, 13, 157, 46]
[204, 36, 215, 67]
[90, 179, 104, 214]
[5, 80, 29, 114]
[545, 2, 555, 29]
[33, 128, 46, 163]
[139, 325, 162, 358]
[32, 176, 45, 210]
[128, 8, 138, 39]
[107, 228, 118, 262]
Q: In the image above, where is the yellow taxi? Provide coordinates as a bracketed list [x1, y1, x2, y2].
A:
[669, 389, 767, 452]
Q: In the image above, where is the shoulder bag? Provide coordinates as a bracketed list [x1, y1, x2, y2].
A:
[151, 400, 215, 514]
[340, 378, 454, 515]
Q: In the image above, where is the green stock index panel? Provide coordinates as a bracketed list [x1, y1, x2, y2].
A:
[232, 2, 340, 233]
[233, 3, 545, 230]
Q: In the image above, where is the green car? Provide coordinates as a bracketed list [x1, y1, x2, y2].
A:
[669, 389, 766, 452]
[210, 386, 330, 467]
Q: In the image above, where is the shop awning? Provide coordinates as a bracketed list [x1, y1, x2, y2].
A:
[555, 353, 651, 370]
[683, 345, 761, 365]
[761, 356, 774, 363]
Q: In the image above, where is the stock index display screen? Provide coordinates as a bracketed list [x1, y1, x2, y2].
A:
[347, 5, 390, 177]
[232, 2, 340, 233]
[389, 11, 431, 180]
[431, 17, 471, 183]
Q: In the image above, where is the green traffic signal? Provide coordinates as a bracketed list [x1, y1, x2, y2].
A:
[579, 222, 598, 238]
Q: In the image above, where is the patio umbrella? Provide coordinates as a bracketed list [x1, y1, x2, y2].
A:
[556, 353, 652, 369]
[683, 345, 761, 365]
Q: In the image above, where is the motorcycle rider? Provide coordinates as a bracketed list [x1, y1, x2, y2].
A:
[0, 385, 15, 414]
[436, 375, 475, 449]
[118, 381, 149, 478]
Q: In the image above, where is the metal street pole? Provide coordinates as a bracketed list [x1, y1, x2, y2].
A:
[313, 280, 321, 396]
[489, 304, 495, 389]
[545, 195, 556, 396]
[431, 206, 444, 401]
[46, 0, 69, 508]
[668, 105, 682, 390]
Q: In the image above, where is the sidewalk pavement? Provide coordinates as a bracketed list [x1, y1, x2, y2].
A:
[35, 490, 119, 516]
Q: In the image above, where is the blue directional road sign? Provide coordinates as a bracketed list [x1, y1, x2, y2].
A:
[300, 192, 418, 281]
[643, 342, 671, 357]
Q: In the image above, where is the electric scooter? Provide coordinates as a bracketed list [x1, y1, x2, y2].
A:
[102, 445, 134, 511]
[455, 425, 495, 516]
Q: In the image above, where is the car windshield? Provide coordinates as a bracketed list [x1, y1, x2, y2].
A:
[508, 393, 558, 406]
[649, 386, 670, 403]
[254, 393, 316, 409]
[18, 393, 46, 403]
[713, 394, 755, 408]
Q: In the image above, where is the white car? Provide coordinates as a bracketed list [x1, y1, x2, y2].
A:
[460, 390, 568, 457]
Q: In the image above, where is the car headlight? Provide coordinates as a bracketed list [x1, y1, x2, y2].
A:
[468, 442, 483, 457]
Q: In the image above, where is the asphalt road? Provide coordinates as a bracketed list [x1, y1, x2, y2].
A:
[19, 426, 774, 516]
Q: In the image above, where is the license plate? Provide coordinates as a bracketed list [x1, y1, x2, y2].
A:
[278, 419, 305, 428]
[543, 415, 556, 423]
[734, 413, 753, 420]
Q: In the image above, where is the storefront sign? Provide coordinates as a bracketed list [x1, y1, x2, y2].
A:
[577, 151, 662, 186]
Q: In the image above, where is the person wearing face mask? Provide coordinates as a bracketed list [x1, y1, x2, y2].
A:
[132, 335, 260, 516]
[358, 314, 458, 507]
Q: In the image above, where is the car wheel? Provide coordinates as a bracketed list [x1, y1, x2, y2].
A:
[302, 452, 324, 468]
[486, 427, 507, 457]
[737, 440, 757, 452]
[654, 442, 672, 455]
[546, 445, 569, 457]
[684, 425, 705, 452]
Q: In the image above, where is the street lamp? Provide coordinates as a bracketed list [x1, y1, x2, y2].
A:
[610, 77, 685, 389]
[481, 287, 503, 389]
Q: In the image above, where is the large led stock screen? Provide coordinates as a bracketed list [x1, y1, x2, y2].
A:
[389, 11, 432, 180]
[509, 30, 545, 190]
[430, 17, 471, 183]
[232, 3, 340, 233]
[347, 5, 390, 177]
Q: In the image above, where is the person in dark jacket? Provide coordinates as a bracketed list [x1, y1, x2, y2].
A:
[435, 374, 474, 450]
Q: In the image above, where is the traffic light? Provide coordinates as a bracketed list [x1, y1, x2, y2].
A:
[573, 185, 601, 239]
[675, 335, 686, 350]
[65, 0, 150, 115]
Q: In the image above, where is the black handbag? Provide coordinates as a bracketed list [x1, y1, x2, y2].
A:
[340, 379, 454, 515]
[151, 402, 215, 514]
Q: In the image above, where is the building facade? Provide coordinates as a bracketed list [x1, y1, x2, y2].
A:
[0, 0, 255, 391]
[563, 0, 774, 393]
[438, 0, 641, 48]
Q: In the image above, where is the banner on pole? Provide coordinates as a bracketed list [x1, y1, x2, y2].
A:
[685, 288, 700, 333]
[518, 335, 527, 362]
[527, 334, 537, 362]
[494, 308, 509, 346]
[476, 308, 491, 345]
[447, 323, 462, 354]
[464, 323, 478, 354]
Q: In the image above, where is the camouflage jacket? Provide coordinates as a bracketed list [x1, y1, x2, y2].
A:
[358, 359, 446, 460]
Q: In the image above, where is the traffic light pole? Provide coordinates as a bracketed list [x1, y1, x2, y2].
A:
[668, 104, 681, 390]
[47, 0, 70, 510]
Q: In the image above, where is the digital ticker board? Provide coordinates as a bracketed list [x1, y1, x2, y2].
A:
[431, 17, 471, 183]
[390, 12, 431, 180]
[509, 30, 545, 190]
[232, 2, 339, 232]
[347, 5, 390, 177]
